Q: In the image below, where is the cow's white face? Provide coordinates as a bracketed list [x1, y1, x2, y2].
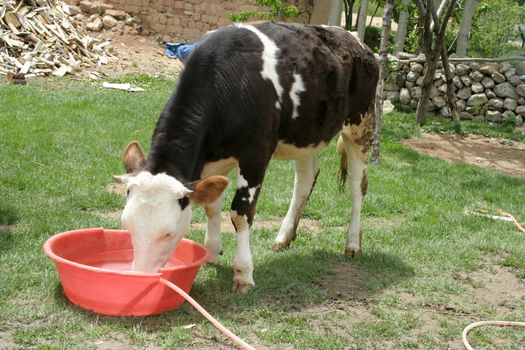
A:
[117, 171, 193, 273]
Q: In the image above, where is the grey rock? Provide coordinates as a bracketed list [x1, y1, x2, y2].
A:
[457, 99, 466, 112]
[457, 87, 472, 100]
[455, 64, 470, 75]
[461, 75, 472, 86]
[395, 73, 406, 88]
[63, 4, 81, 16]
[470, 70, 484, 82]
[102, 15, 118, 29]
[410, 86, 422, 100]
[410, 63, 424, 73]
[470, 62, 481, 71]
[406, 81, 414, 88]
[105, 9, 127, 20]
[384, 82, 399, 91]
[440, 106, 452, 117]
[501, 110, 516, 120]
[399, 88, 411, 104]
[390, 61, 403, 71]
[416, 76, 424, 86]
[519, 61, 525, 75]
[510, 75, 522, 86]
[486, 90, 496, 99]
[397, 52, 416, 59]
[430, 86, 441, 98]
[86, 18, 103, 32]
[488, 98, 504, 109]
[434, 70, 444, 80]
[410, 99, 419, 110]
[402, 64, 411, 73]
[467, 93, 488, 107]
[515, 105, 525, 116]
[459, 111, 474, 120]
[516, 84, 525, 97]
[519, 97, 525, 105]
[479, 64, 499, 75]
[432, 96, 447, 108]
[386, 91, 400, 103]
[438, 84, 448, 93]
[485, 110, 502, 122]
[516, 115, 524, 126]
[492, 72, 506, 83]
[433, 79, 445, 87]
[471, 82, 484, 93]
[504, 68, 517, 81]
[453, 76, 463, 89]
[499, 62, 513, 73]
[481, 77, 495, 89]
[494, 82, 518, 99]
[503, 98, 518, 111]
[406, 71, 419, 82]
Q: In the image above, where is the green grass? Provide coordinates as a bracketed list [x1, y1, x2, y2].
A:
[1, 76, 524, 349]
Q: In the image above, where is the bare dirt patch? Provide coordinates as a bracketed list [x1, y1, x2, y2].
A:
[404, 133, 525, 177]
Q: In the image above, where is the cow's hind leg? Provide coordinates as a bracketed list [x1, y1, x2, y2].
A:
[340, 121, 372, 257]
[272, 155, 320, 251]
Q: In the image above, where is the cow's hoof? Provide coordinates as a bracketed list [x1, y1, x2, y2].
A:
[232, 281, 254, 294]
[344, 247, 363, 257]
[271, 240, 291, 252]
[207, 250, 223, 264]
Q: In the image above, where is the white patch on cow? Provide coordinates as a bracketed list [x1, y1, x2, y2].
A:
[247, 185, 260, 203]
[237, 24, 283, 104]
[290, 73, 306, 119]
[272, 141, 327, 160]
[237, 170, 249, 189]
[275, 101, 281, 110]
[349, 31, 365, 50]
[201, 157, 238, 178]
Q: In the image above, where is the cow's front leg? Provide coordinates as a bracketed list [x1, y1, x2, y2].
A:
[204, 191, 226, 263]
[230, 164, 266, 293]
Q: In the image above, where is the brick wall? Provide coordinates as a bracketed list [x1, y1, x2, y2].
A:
[99, 0, 314, 41]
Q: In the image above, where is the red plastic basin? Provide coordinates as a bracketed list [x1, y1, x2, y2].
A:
[44, 228, 210, 316]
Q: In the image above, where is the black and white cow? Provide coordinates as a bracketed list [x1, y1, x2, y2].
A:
[116, 22, 379, 293]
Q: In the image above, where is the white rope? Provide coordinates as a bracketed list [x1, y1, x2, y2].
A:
[462, 320, 525, 350]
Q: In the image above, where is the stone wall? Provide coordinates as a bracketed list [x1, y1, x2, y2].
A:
[385, 56, 525, 126]
[82, 0, 314, 41]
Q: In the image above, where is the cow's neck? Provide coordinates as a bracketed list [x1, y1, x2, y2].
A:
[145, 93, 210, 184]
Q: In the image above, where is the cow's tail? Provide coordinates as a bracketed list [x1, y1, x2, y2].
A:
[336, 135, 347, 191]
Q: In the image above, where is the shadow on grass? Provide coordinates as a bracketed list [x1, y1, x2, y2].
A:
[0, 205, 18, 255]
[52, 248, 413, 329]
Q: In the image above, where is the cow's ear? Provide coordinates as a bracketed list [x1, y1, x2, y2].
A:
[188, 176, 229, 205]
[123, 141, 146, 173]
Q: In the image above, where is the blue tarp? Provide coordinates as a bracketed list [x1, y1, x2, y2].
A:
[165, 43, 197, 62]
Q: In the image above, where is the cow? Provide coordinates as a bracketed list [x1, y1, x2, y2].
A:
[115, 21, 379, 293]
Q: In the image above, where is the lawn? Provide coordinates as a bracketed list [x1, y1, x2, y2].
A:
[1, 76, 524, 349]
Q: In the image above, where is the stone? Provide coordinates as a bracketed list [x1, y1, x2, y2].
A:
[501, 110, 516, 120]
[406, 70, 419, 82]
[510, 75, 522, 86]
[467, 93, 488, 107]
[416, 76, 424, 86]
[433, 79, 445, 88]
[516, 105, 525, 116]
[434, 70, 444, 80]
[516, 84, 525, 97]
[105, 9, 127, 20]
[456, 64, 470, 75]
[457, 87, 472, 100]
[486, 90, 496, 99]
[406, 81, 414, 88]
[402, 64, 410, 73]
[432, 96, 447, 108]
[470, 70, 484, 82]
[385, 82, 400, 91]
[410, 86, 422, 100]
[470, 62, 481, 71]
[492, 72, 506, 84]
[88, 14, 99, 22]
[503, 98, 518, 111]
[86, 17, 103, 32]
[410, 99, 419, 110]
[102, 15, 118, 29]
[485, 110, 501, 122]
[457, 99, 466, 112]
[399, 88, 411, 104]
[430, 86, 440, 98]
[79, 0, 92, 13]
[488, 98, 504, 109]
[471, 82, 484, 94]
[494, 82, 518, 99]
[386, 91, 400, 103]
[390, 61, 403, 71]
[461, 75, 472, 86]
[438, 84, 448, 93]
[499, 62, 513, 73]
[519, 61, 525, 75]
[410, 63, 424, 73]
[453, 76, 463, 89]
[440, 106, 451, 117]
[74, 13, 84, 21]
[516, 115, 524, 126]
[504, 68, 517, 81]
[479, 64, 499, 75]
[459, 111, 474, 120]
[63, 4, 81, 16]
[397, 52, 416, 59]
[519, 97, 525, 105]
[395, 73, 406, 88]
[481, 77, 495, 89]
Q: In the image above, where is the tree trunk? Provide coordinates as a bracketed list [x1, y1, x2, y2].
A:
[371, 0, 394, 165]
[393, 0, 409, 54]
[440, 45, 461, 130]
[415, 0, 457, 125]
[328, 0, 343, 26]
[369, 2, 380, 26]
[456, 0, 478, 57]
[357, 0, 369, 41]
[430, 0, 449, 32]
[343, 0, 356, 30]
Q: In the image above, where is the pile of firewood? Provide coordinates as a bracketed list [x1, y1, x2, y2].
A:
[0, 0, 113, 77]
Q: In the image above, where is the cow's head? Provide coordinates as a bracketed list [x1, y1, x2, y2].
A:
[115, 142, 228, 273]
